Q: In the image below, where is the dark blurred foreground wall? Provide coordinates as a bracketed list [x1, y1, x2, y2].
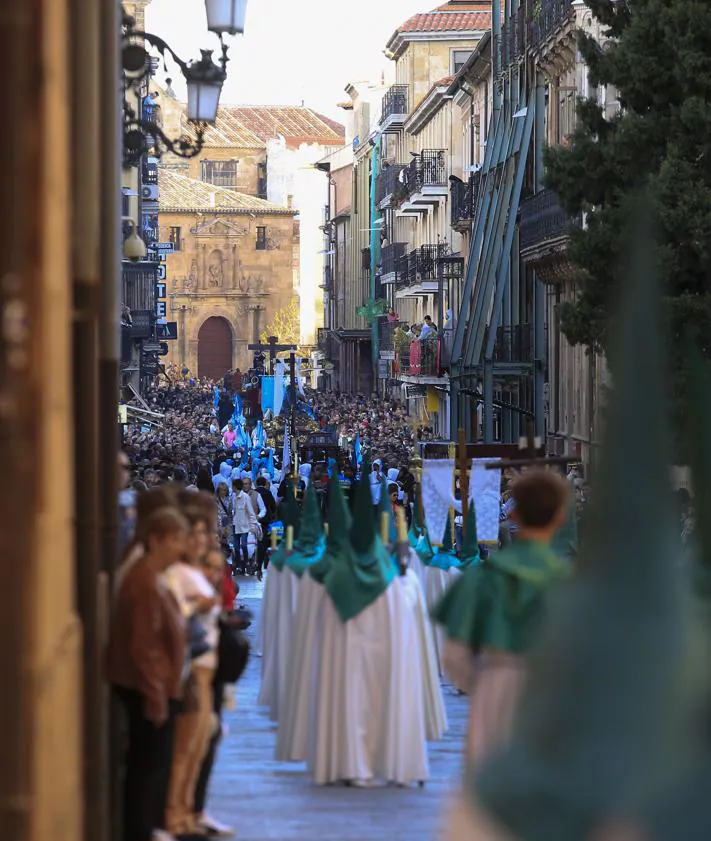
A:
[0, 0, 121, 839]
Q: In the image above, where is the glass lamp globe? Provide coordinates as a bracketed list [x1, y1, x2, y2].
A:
[205, 0, 247, 36]
[185, 50, 226, 123]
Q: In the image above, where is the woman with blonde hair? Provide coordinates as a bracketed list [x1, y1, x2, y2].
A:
[164, 507, 221, 838]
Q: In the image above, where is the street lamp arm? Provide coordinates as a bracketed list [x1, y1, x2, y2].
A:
[123, 117, 207, 169]
[125, 29, 192, 76]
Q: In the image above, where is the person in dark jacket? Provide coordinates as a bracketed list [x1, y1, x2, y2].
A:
[255, 475, 277, 579]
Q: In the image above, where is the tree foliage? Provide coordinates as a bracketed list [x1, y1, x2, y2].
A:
[260, 299, 301, 346]
[545, 0, 711, 427]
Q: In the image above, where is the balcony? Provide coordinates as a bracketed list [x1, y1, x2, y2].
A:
[380, 85, 409, 132]
[376, 163, 406, 208]
[122, 260, 158, 313]
[379, 320, 444, 379]
[396, 337, 442, 379]
[491, 324, 534, 365]
[519, 188, 581, 284]
[530, 0, 575, 50]
[397, 150, 448, 215]
[450, 171, 482, 231]
[317, 327, 338, 361]
[396, 244, 449, 294]
[380, 242, 407, 284]
[499, 2, 527, 69]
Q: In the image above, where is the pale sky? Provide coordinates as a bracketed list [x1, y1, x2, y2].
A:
[145, 0, 433, 120]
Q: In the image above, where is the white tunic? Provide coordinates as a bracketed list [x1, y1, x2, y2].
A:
[309, 574, 429, 786]
[405, 568, 448, 741]
[275, 573, 326, 762]
[258, 566, 299, 721]
[426, 565, 462, 675]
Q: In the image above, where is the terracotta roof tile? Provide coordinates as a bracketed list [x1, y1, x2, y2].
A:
[185, 105, 345, 149]
[388, 2, 490, 46]
[158, 169, 294, 215]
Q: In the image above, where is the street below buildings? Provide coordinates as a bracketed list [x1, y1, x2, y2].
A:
[209, 576, 469, 841]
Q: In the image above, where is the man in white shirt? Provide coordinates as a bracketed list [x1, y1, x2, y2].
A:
[232, 478, 259, 573]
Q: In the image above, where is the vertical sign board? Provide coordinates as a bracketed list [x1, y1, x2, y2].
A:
[155, 281, 167, 320]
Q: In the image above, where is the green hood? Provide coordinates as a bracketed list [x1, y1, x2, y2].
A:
[429, 513, 459, 570]
[310, 473, 351, 585]
[271, 482, 302, 572]
[287, 482, 325, 578]
[324, 463, 396, 622]
[475, 215, 690, 841]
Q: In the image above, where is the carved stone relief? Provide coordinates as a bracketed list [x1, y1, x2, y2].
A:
[208, 250, 224, 287]
[185, 259, 198, 290]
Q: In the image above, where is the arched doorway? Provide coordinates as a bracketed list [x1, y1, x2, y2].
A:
[197, 316, 233, 381]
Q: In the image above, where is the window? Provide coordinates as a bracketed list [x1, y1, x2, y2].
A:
[169, 226, 182, 251]
[200, 159, 239, 188]
[256, 226, 267, 251]
[257, 162, 267, 199]
[452, 49, 473, 75]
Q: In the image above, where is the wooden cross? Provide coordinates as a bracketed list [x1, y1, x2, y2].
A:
[483, 419, 576, 471]
[247, 335, 297, 372]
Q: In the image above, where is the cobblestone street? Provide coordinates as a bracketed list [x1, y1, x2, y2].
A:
[208, 576, 469, 841]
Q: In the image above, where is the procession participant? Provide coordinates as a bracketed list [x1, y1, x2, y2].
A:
[276, 480, 337, 762]
[432, 469, 570, 840]
[267, 483, 325, 724]
[257, 491, 301, 714]
[310, 465, 428, 787]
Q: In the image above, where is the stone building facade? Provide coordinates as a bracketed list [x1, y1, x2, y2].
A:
[152, 93, 345, 347]
[159, 169, 297, 380]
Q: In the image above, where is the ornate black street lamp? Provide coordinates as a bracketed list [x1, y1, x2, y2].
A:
[122, 10, 229, 168]
[205, 0, 248, 35]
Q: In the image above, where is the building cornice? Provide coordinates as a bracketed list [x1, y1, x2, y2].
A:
[387, 29, 487, 60]
[405, 86, 452, 135]
[160, 206, 297, 216]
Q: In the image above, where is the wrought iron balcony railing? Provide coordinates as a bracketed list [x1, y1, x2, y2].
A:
[402, 150, 448, 197]
[530, 0, 575, 48]
[396, 337, 442, 378]
[491, 324, 534, 364]
[122, 260, 158, 313]
[376, 163, 405, 205]
[451, 171, 482, 228]
[499, 1, 527, 68]
[519, 188, 576, 252]
[380, 85, 409, 123]
[396, 243, 449, 289]
[380, 242, 407, 278]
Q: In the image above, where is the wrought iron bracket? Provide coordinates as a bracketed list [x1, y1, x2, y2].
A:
[121, 8, 226, 168]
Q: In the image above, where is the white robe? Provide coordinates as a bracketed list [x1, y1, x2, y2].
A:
[440, 649, 526, 841]
[275, 573, 326, 762]
[258, 567, 299, 721]
[309, 574, 429, 786]
[256, 564, 280, 658]
[426, 566, 462, 675]
[405, 569, 448, 741]
[407, 546, 428, 592]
